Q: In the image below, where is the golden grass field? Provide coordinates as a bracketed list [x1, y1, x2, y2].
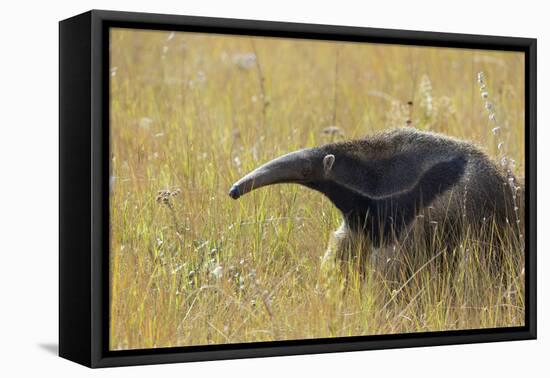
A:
[109, 28, 525, 350]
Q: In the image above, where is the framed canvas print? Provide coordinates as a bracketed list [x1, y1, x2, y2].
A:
[59, 10, 537, 368]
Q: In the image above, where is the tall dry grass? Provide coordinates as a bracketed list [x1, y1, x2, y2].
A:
[109, 28, 525, 350]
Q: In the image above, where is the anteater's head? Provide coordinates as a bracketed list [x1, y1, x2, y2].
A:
[228, 128, 471, 222]
[228, 147, 336, 200]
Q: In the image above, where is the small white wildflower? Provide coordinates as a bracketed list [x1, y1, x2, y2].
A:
[419, 75, 433, 117]
[323, 126, 344, 137]
[492, 127, 501, 135]
[477, 72, 485, 84]
[211, 265, 223, 279]
[197, 71, 206, 83]
[171, 264, 184, 274]
[138, 117, 153, 129]
[233, 52, 256, 70]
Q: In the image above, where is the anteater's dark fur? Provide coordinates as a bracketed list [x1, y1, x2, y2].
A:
[230, 128, 523, 275]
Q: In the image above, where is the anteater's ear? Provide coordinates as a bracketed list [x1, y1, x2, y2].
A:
[323, 154, 335, 173]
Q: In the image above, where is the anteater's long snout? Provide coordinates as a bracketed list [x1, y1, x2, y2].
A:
[228, 185, 242, 199]
[228, 149, 314, 200]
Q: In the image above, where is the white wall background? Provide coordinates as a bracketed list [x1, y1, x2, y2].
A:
[0, 0, 546, 376]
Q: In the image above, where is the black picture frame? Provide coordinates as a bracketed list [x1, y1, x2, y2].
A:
[59, 9, 537, 368]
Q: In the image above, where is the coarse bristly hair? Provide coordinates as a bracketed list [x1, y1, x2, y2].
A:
[231, 127, 524, 278]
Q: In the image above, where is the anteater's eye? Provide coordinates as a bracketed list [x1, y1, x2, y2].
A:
[301, 162, 312, 177]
